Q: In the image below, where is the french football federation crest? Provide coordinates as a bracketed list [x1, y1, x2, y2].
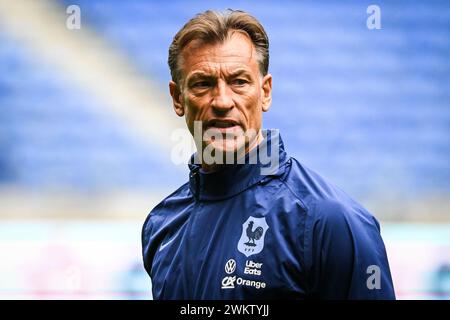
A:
[237, 216, 269, 257]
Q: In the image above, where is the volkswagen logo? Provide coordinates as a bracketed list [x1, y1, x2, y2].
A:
[225, 259, 236, 274]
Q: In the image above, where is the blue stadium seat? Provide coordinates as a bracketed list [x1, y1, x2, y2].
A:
[0, 0, 449, 199]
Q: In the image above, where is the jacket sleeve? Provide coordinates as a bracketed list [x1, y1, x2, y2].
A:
[305, 199, 396, 299]
[141, 212, 155, 277]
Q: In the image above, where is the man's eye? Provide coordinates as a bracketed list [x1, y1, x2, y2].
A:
[193, 81, 211, 88]
[232, 79, 248, 86]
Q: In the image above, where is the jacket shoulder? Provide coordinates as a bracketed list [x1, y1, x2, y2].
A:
[142, 181, 191, 231]
[141, 182, 192, 276]
[280, 157, 381, 241]
[281, 159, 394, 298]
[282, 158, 375, 218]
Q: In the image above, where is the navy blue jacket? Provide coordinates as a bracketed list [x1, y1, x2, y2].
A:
[142, 131, 395, 299]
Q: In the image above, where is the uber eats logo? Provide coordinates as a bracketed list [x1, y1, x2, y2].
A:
[244, 260, 262, 276]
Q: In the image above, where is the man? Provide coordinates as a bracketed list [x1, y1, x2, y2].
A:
[142, 9, 395, 299]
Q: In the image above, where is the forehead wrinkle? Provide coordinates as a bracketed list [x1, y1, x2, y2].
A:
[187, 62, 253, 81]
[180, 33, 259, 83]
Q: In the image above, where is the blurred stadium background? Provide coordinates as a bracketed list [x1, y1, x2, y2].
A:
[0, 0, 449, 299]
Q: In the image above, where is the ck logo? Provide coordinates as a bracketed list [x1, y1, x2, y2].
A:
[237, 216, 269, 257]
[221, 276, 236, 289]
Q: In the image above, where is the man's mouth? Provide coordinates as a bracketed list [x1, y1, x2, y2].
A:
[205, 119, 242, 133]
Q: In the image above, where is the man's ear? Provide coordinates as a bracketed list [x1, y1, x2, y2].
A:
[261, 74, 272, 112]
[169, 81, 185, 117]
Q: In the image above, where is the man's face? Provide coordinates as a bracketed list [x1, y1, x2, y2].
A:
[170, 31, 272, 160]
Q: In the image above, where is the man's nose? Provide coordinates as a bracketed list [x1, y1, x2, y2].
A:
[211, 81, 234, 113]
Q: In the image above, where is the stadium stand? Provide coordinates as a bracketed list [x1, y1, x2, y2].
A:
[0, 0, 448, 300]
[2, 0, 448, 203]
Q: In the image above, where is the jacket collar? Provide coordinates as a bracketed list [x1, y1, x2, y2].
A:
[188, 130, 289, 201]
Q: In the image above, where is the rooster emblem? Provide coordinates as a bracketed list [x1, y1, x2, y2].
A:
[244, 221, 264, 246]
[237, 216, 269, 257]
